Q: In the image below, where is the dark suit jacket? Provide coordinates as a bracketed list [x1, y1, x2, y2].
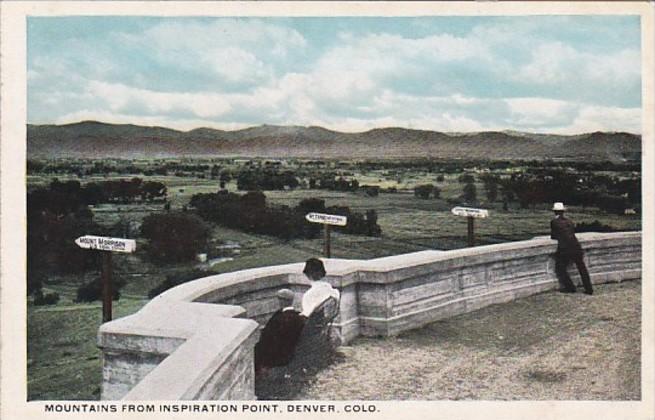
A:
[550, 215, 583, 255]
[255, 309, 307, 371]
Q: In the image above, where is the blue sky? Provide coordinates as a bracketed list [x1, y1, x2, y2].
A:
[27, 16, 641, 133]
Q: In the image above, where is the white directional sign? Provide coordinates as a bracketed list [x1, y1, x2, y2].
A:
[305, 212, 348, 226]
[75, 235, 136, 253]
[451, 206, 489, 219]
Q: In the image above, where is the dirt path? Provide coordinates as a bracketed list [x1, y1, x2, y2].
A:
[298, 281, 641, 400]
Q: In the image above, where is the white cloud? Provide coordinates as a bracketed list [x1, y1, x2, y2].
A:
[517, 42, 579, 84]
[86, 81, 232, 118]
[585, 48, 641, 85]
[516, 42, 640, 90]
[30, 18, 641, 135]
[204, 47, 269, 83]
[137, 19, 306, 53]
[120, 19, 306, 86]
[505, 97, 577, 127]
[564, 105, 641, 134]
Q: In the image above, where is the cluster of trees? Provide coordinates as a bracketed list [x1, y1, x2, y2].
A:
[27, 159, 232, 179]
[30, 178, 166, 209]
[83, 178, 167, 204]
[189, 191, 381, 240]
[453, 170, 640, 214]
[191, 191, 306, 239]
[27, 178, 169, 302]
[27, 181, 102, 299]
[308, 174, 359, 192]
[497, 171, 640, 213]
[140, 212, 211, 263]
[307, 174, 383, 197]
[237, 169, 299, 191]
[297, 197, 382, 237]
[353, 158, 640, 173]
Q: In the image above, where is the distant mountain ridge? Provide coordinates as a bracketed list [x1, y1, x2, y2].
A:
[27, 121, 641, 161]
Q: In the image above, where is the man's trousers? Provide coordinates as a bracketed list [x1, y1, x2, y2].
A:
[555, 251, 593, 294]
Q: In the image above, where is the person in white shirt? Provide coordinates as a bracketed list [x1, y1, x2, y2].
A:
[300, 258, 340, 317]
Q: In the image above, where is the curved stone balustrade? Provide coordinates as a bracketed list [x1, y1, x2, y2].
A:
[98, 231, 641, 400]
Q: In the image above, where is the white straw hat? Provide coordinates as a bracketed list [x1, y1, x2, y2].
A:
[552, 202, 566, 211]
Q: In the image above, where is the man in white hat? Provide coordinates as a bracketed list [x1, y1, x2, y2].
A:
[550, 202, 593, 295]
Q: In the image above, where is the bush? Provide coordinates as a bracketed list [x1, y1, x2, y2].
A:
[27, 271, 44, 297]
[141, 212, 211, 263]
[33, 290, 60, 306]
[414, 184, 434, 199]
[75, 277, 125, 303]
[148, 269, 210, 298]
[576, 220, 617, 233]
[360, 185, 380, 197]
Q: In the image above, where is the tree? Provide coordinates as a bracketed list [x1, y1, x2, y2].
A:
[141, 212, 211, 263]
[27, 185, 101, 296]
[484, 180, 498, 203]
[462, 182, 477, 204]
[365, 210, 382, 236]
[414, 184, 434, 199]
[458, 174, 475, 184]
[499, 180, 515, 210]
[141, 181, 167, 201]
[480, 174, 499, 203]
[297, 198, 326, 214]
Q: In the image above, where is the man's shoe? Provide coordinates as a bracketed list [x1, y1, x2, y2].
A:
[584, 290, 593, 295]
[560, 289, 576, 294]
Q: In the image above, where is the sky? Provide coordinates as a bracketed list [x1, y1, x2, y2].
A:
[27, 16, 642, 134]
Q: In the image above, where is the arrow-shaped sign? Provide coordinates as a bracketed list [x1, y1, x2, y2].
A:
[305, 212, 348, 226]
[451, 206, 489, 219]
[75, 235, 136, 253]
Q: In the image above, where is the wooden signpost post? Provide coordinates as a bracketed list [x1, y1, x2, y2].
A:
[75, 235, 136, 322]
[451, 207, 489, 247]
[305, 212, 347, 258]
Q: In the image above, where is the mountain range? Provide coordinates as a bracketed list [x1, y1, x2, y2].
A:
[27, 121, 641, 161]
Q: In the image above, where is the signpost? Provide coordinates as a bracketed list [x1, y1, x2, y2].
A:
[451, 207, 489, 247]
[75, 235, 136, 322]
[305, 212, 347, 258]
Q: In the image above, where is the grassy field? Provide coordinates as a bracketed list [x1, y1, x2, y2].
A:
[26, 167, 641, 400]
[27, 295, 147, 400]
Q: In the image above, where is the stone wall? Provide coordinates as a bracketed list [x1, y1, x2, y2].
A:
[97, 231, 641, 400]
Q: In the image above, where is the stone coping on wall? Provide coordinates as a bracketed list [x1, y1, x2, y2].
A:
[97, 231, 641, 400]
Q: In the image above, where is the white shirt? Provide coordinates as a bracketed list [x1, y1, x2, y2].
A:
[300, 281, 340, 317]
